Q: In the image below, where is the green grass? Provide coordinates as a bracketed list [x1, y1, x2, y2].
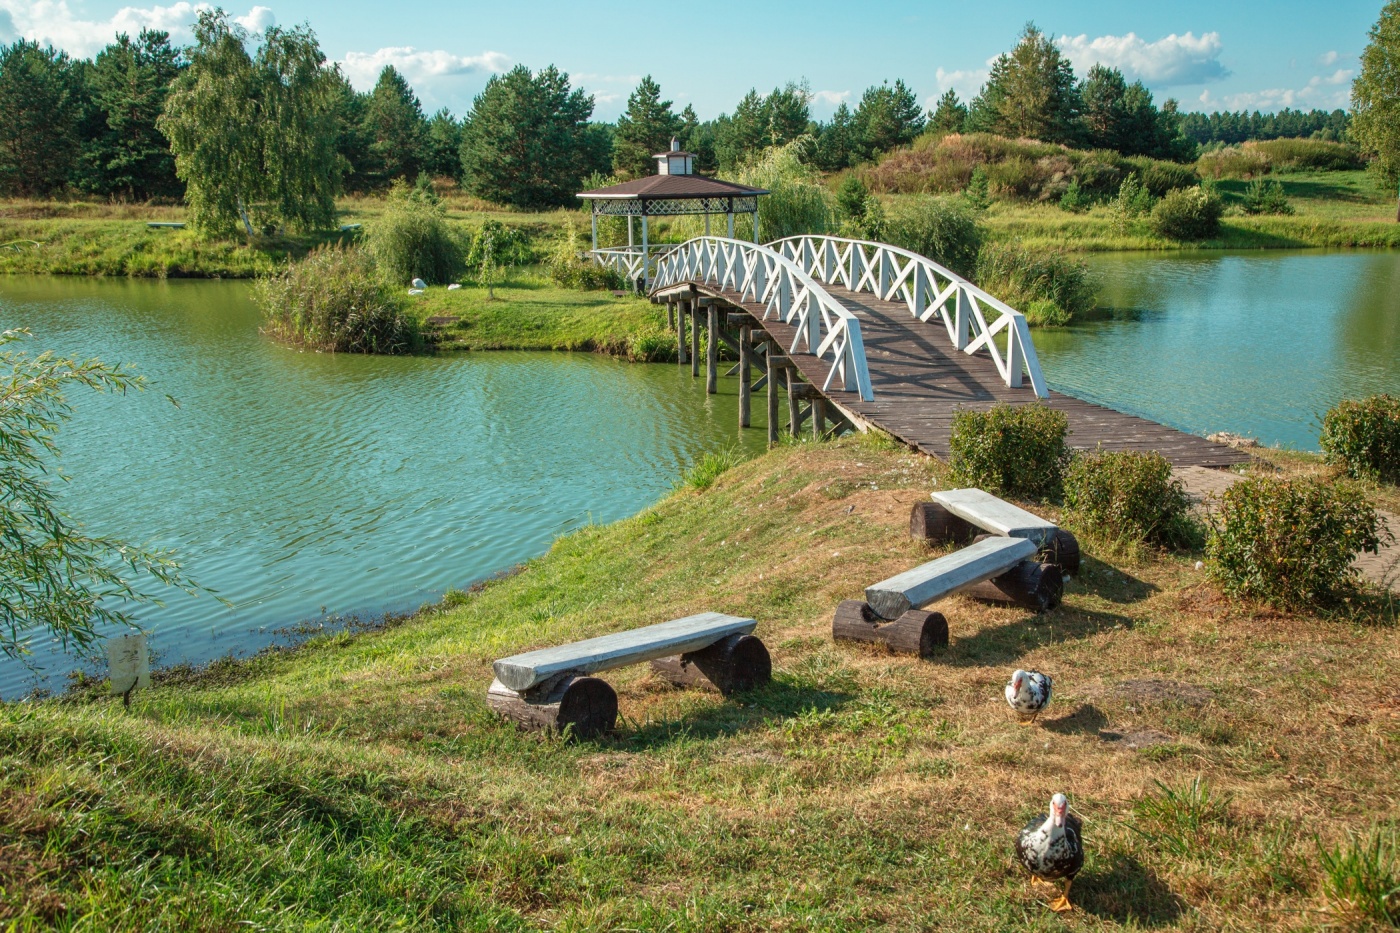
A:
[3, 438, 1399, 929]
[409, 269, 671, 357]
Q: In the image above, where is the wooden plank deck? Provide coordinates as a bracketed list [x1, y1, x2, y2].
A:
[699, 282, 1250, 468]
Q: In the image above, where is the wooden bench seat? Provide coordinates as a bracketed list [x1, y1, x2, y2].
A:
[910, 488, 1080, 575]
[866, 536, 1038, 619]
[488, 612, 771, 737]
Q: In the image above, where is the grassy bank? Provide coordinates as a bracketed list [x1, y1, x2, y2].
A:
[4, 436, 1397, 929]
[408, 273, 672, 358]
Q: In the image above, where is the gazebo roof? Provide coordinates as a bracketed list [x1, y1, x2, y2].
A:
[576, 174, 768, 201]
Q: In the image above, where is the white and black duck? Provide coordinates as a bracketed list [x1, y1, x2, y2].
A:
[1005, 669, 1052, 724]
[1014, 792, 1084, 913]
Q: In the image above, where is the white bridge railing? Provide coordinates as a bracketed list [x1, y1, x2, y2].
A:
[651, 237, 875, 401]
[589, 245, 679, 285]
[769, 236, 1048, 398]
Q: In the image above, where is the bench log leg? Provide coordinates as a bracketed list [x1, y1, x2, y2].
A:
[1039, 528, 1080, 576]
[910, 502, 976, 545]
[960, 560, 1064, 612]
[832, 600, 948, 657]
[487, 674, 618, 738]
[650, 633, 772, 695]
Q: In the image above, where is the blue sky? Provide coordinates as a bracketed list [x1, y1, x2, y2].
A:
[0, 0, 1382, 121]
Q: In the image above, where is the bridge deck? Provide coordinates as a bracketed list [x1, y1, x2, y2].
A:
[713, 283, 1249, 468]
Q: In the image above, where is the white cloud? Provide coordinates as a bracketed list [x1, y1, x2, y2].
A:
[1317, 50, 1340, 67]
[933, 65, 989, 101]
[1203, 68, 1354, 111]
[1057, 31, 1229, 86]
[812, 89, 850, 106]
[0, 0, 275, 58]
[339, 46, 509, 92]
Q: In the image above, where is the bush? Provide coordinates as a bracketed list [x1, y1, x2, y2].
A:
[255, 244, 421, 354]
[948, 403, 1069, 500]
[1205, 477, 1385, 609]
[1108, 172, 1157, 233]
[1196, 145, 1272, 180]
[1149, 186, 1224, 241]
[546, 218, 624, 290]
[730, 139, 833, 241]
[1058, 179, 1090, 213]
[1126, 157, 1200, 197]
[885, 195, 982, 279]
[627, 330, 677, 363]
[975, 240, 1097, 326]
[366, 182, 465, 285]
[1252, 137, 1361, 172]
[1240, 178, 1294, 215]
[1063, 451, 1195, 548]
[1321, 395, 1400, 484]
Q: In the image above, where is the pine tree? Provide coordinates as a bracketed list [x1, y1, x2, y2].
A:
[715, 89, 768, 171]
[929, 89, 967, 134]
[459, 65, 596, 208]
[0, 40, 81, 197]
[852, 79, 925, 159]
[363, 65, 426, 184]
[612, 75, 682, 177]
[813, 103, 856, 170]
[80, 30, 183, 200]
[969, 24, 1080, 145]
[1079, 65, 1128, 151]
[764, 81, 812, 146]
[678, 104, 717, 173]
[423, 108, 463, 180]
[1352, 0, 1400, 219]
[328, 70, 374, 192]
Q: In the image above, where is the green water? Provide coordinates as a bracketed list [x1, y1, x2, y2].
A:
[1035, 250, 1400, 450]
[0, 277, 768, 696]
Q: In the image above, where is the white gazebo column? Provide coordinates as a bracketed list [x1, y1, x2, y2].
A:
[727, 212, 734, 239]
[590, 210, 598, 251]
[752, 209, 759, 243]
[628, 214, 634, 248]
[641, 215, 650, 289]
[704, 212, 710, 236]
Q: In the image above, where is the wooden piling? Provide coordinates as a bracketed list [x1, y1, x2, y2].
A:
[766, 351, 780, 445]
[666, 301, 675, 331]
[739, 325, 752, 428]
[706, 303, 718, 394]
[813, 396, 827, 440]
[690, 302, 700, 377]
[787, 372, 801, 436]
[677, 300, 689, 365]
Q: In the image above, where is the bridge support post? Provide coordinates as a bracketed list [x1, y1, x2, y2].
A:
[766, 352, 780, 445]
[738, 325, 752, 428]
[813, 397, 827, 440]
[787, 373, 801, 437]
[666, 300, 674, 331]
[677, 300, 689, 365]
[690, 302, 700, 377]
[706, 304, 718, 394]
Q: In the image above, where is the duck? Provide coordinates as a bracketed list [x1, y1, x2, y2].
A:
[1005, 669, 1052, 724]
[411, 277, 428, 289]
[1015, 792, 1084, 913]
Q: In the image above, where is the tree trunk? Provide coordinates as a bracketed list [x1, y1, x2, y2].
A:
[832, 600, 948, 657]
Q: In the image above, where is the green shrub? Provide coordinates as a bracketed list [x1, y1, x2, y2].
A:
[1063, 451, 1195, 548]
[1317, 829, 1400, 928]
[1240, 178, 1294, 215]
[546, 219, 624, 291]
[1058, 179, 1090, 213]
[1253, 137, 1361, 172]
[627, 330, 677, 363]
[255, 244, 421, 354]
[731, 140, 833, 241]
[1205, 477, 1385, 609]
[1149, 186, 1224, 241]
[1321, 395, 1400, 484]
[1196, 145, 1272, 180]
[948, 403, 1069, 500]
[1126, 157, 1200, 197]
[1108, 172, 1157, 233]
[975, 240, 1097, 326]
[681, 446, 749, 490]
[366, 182, 465, 286]
[885, 195, 982, 279]
[963, 166, 990, 211]
[835, 174, 869, 223]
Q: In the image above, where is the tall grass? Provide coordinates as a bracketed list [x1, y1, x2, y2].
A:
[885, 195, 982, 279]
[681, 446, 749, 490]
[731, 140, 833, 242]
[255, 244, 421, 353]
[1197, 138, 1362, 179]
[975, 240, 1097, 325]
[1317, 829, 1400, 927]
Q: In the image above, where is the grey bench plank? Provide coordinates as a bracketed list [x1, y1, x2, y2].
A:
[865, 536, 1037, 619]
[931, 488, 1058, 546]
[493, 612, 756, 691]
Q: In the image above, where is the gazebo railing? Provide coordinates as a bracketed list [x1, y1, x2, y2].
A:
[651, 237, 874, 402]
[769, 235, 1048, 398]
[589, 245, 680, 286]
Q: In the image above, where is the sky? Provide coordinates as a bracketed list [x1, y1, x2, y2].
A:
[0, 0, 1383, 122]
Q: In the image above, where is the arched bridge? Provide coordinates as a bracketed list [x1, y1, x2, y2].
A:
[593, 235, 1247, 468]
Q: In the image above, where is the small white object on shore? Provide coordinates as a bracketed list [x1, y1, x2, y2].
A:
[408, 288, 425, 295]
[1194, 561, 1204, 571]
[107, 633, 150, 696]
[411, 278, 427, 289]
[447, 283, 462, 290]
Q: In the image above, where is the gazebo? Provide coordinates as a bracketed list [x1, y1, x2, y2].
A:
[577, 139, 768, 287]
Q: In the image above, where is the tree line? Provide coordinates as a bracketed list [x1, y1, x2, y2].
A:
[1177, 108, 1351, 146]
[0, 13, 1377, 230]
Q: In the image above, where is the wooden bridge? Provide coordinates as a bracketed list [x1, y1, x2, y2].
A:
[596, 235, 1248, 469]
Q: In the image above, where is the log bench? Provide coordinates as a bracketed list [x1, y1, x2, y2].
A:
[910, 488, 1080, 575]
[487, 612, 771, 738]
[835, 536, 1062, 656]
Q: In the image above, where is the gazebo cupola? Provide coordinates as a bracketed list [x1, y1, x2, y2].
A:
[577, 139, 769, 287]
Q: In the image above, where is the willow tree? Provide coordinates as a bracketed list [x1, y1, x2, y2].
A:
[1352, 1, 1400, 221]
[159, 10, 341, 237]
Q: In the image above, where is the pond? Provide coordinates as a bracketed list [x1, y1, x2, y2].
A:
[1034, 250, 1400, 450]
[0, 278, 768, 697]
